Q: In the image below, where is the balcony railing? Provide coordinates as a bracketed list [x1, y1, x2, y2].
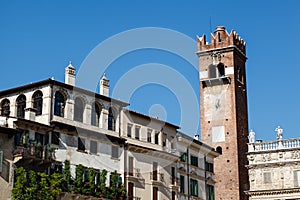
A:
[13, 144, 55, 160]
[128, 168, 143, 179]
[249, 138, 300, 152]
[150, 172, 164, 182]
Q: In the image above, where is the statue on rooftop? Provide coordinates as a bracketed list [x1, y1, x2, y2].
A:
[275, 126, 283, 140]
[249, 129, 255, 143]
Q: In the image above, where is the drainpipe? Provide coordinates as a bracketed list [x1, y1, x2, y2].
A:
[50, 81, 54, 122]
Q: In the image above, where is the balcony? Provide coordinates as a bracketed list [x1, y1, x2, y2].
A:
[127, 168, 144, 182]
[13, 144, 56, 168]
[150, 172, 164, 185]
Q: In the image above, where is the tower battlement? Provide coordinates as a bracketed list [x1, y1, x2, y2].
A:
[197, 26, 246, 54]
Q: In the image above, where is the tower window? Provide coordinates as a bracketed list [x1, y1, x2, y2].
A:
[54, 91, 65, 117]
[16, 94, 26, 118]
[216, 146, 222, 155]
[33, 90, 43, 116]
[208, 63, 225, 78]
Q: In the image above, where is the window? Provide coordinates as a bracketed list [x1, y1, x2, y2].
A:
[171, 167, 175, 185]
[180, 175, 185, 193]
[15, 130, 29, 146]
[147, 129, 152, 142]
[108, 107, 116, 131]
[153, 187, 158, 200]
[191, 155, 198, 167]
[152, 162, 158, 181]
[205, 162, 214, 173]
[128, 182, 134, 200]
[91, 102, 101, 126]
[32, 90, 43, 116]
[263, 172, 271, 183]
[78, 137, 85, 151]
[135, 126, 140, 140]
[171, 136, 175, 149]
[172, 191, 176, 200]
[127, 124, 132, 137]
[111, 146, 119, 159]
[90, 140, 97, 154]
[206, 184, 215, 200]
[190, 179, 198, 197]
[35, 132, 44, 145]
[54, 91, 65, 117]
[208, 63, 225, 79]
[16, 94, 26, 118]
[155, 131, 159, 145]
[96, 170, 101, 185]
[0, 99, 10, 116]
[51, 132, 60, 145]
[162, 133, 167, 147]
[295, 171, 300, 187]
[129, 156, 134, 176]
[180, 153, 187, 162]
[216, 146, 222, 155]
[74, 97, 84, 122]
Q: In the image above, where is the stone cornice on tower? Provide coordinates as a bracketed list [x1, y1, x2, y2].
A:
[197, 26, 246, 55]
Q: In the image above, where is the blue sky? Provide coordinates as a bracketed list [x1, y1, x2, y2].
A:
[1, 1, 300, 141]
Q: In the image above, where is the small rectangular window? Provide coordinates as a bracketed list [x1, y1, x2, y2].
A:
[111, 146, 119, 159]
[191, 156, 198, 167]
[147, 129, 152, 143]
[180, 153, 187, 162]
[263, 172, 271, 183]
[51, 132, 60, 145]
[127, 124, 132, 138]
[90, 140, 97, 154]
[78, 137, 85, 151]
[135, 126, 140, 140]
[180, 175, 185, 193]
[190, 178, 198, 197]
[205, 162, 214, 173]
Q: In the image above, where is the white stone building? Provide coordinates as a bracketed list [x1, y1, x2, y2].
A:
[0, 62, 219, 200]
[246, 128, 300, 199]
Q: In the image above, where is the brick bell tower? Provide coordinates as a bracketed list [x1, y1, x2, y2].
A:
[197, 26, 249, 200]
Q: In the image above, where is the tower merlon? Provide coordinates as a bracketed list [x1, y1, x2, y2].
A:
[197, 26, 246, 55]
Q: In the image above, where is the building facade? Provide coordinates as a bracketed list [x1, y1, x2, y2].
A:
[246, 128, 300, 199]
[198, 26, 249, 200]
[0, 62, 219, 199]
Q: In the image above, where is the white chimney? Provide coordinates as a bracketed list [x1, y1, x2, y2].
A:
[65, 61, 76, 86]
[100, 73, 109, 96]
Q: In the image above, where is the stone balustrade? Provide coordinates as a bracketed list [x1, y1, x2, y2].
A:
[248, 138, 300, 152]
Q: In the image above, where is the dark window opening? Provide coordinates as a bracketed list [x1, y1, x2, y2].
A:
[51, 132, 60, 145]
[127, 124, 132, 137]
[74, 97, 84, 122]
[180, 175, 185, 193]
[205, 162, 214, 173]
[54, 91, 65, 117]
[33, 90, 43, 116]
[216, 146, 222, 155]
[206, 184, 215, 200]
[190, 179, 198, 197]
[191, 155, 198, 167]
[208, 64, 217, 78]
[155, 131, 159, 145]
[180, 153, 187, 162]
[78, 137, 85, 151]
[1, 99, 10, 116]
[217, 63, 225, 77]
[91, 102, 101, 126]
[16, 94, 26, 118]
[108, 107, 116, 131]
[147, 129, 152, 142]
[135, 126, 140, 140]
[153, 187, 158, 200]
